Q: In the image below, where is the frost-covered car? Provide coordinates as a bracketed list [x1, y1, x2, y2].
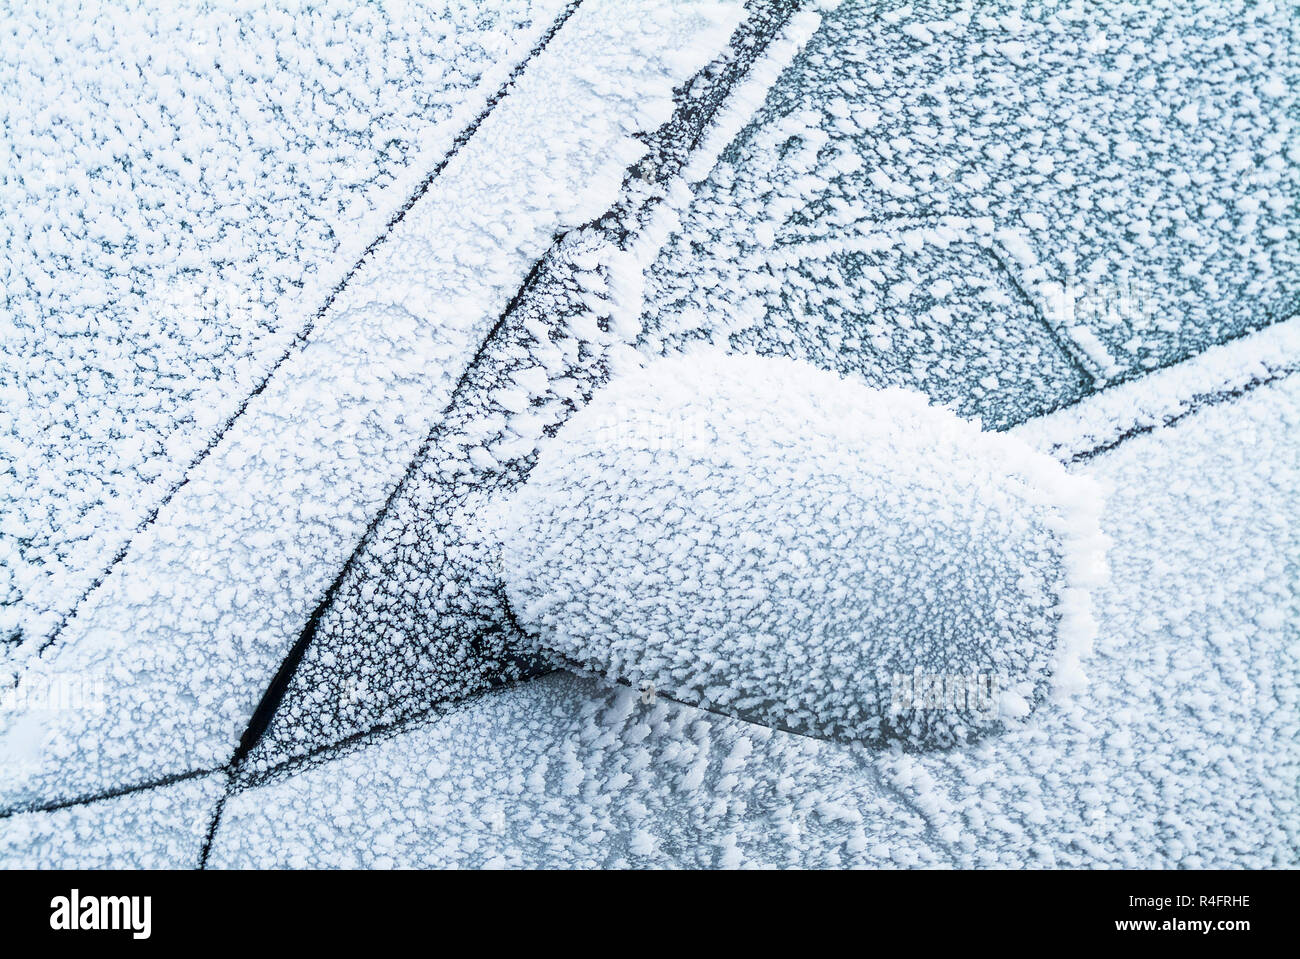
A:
[1, 0, 1297, 869]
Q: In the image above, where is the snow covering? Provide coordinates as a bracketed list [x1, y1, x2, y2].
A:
[206, 370, 1300, 868]
[0, 0, 571, 671]
[499, 352, 1105, 746]
[1, 0, 1296, 868]
[639, 0, 1298, 425]
[0, 0, 747, 812]
[874, 373, 1300, 867]
[242, 2, 800, 774]
[210, 672, 943, 868]
[0, 773, 224, 869]
[1014, 313, 1300, 460]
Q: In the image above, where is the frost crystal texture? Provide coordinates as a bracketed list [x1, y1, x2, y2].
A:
[640, 0, 1298, 423]
[0, 0, 746, 812]
[0, 0, 568, 665]
[499, 353, 1105, 746]
[0, 0, 1295, 871]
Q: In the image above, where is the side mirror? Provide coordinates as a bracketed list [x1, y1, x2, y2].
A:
[496, 352, 1106, 748]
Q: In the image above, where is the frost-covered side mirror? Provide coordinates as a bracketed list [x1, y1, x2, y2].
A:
[496, 353, 1106, 748]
